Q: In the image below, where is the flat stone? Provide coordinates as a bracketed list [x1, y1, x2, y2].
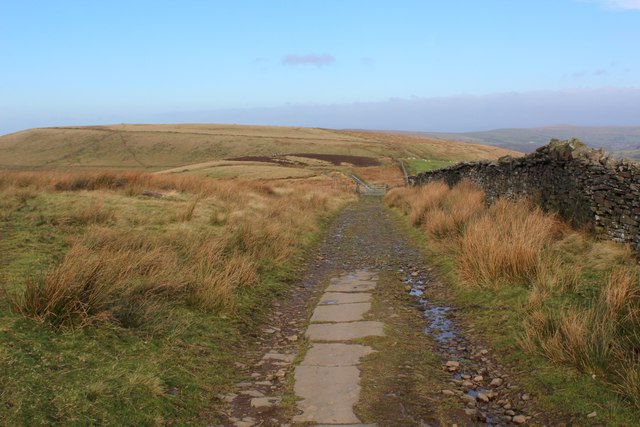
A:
[262, 353, 295, 363]
[477, 392, 489, 403]
[301, 343, 374, 367]
[293, 365, 361, 424]
[311, 302, 371, 323]
[320, 292, 372, 305]
[240, 390, 264, 397]
[250, 396, 281, 408]
[306, 321, 385, 341]
[325, 281, 376, 293]
[219, 393, 237, 403]
[445, 360, 460, 368]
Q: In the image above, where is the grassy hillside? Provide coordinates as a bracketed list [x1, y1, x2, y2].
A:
[405, 125, 640, 158]
[0, 124, 518, 172]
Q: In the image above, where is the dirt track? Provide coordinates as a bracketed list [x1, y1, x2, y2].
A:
[219, 198, 550, 426]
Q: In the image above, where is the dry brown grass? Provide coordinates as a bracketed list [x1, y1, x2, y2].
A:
[386, 180, 484, 236]
[409, 182, 451, 226]
[522, 264, 640, 398]
[173, 195, 202, 222]
[13, 244, 159, 328]
[383, 186, 414, 211]
[387, 179, 640, 407]
[5, 170, 355, 329]
[352, 165, 405, 188]
[458, 199, 559, 287]
[387, 180, 560, 287]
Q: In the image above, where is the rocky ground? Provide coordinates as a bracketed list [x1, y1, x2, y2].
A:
[215, 198, 551, 426]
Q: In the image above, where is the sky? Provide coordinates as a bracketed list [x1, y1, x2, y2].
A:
[1, 0, 639, 135]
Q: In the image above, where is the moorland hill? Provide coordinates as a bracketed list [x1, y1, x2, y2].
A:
[0, 124, 518, 172]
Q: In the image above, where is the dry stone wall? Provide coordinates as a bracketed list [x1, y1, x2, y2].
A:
[410, 139, 640, 254]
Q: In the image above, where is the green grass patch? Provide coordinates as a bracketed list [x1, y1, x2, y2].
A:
[403, 158, 453, 175]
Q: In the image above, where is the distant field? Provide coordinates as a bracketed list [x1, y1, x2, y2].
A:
[0, 124, 519, 176]
[403, 158, 454, 175]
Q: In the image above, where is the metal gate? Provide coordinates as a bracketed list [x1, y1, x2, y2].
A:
[350, 174, 387, 196]
[356, 183, 387, 196]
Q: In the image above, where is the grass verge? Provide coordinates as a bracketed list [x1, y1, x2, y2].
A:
[356, 270, 462, 426]
[385, 180, 640, 424]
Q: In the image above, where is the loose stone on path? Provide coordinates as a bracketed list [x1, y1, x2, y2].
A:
[293, 270, 383, 425]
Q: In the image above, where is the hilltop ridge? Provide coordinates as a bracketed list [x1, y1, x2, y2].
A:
[0, 124, 518, 171]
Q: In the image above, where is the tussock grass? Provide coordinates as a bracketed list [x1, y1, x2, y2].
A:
[387, 179, 640, 409]
[1, 171, 355, 329]
[173, 194, 202, 222]
[0, 169, 356, 424]
[458, 199, 558, 287]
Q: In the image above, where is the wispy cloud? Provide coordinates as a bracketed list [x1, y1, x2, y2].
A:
[588, 0, 640, 10]
[281, 54, 335, 67]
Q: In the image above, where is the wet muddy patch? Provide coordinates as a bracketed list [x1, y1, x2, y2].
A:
[399, 265, 546, 426]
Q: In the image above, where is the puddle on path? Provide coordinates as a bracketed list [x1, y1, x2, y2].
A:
[398, 266, 533, 426]
[401, 270, 458, 348]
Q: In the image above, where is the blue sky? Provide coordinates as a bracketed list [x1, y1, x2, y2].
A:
[1, 0, 639, 134]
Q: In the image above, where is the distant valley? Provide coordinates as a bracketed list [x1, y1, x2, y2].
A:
[398, 125, 640, 159]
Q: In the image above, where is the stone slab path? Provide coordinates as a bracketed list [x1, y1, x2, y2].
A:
[293, 270, 383, 426]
